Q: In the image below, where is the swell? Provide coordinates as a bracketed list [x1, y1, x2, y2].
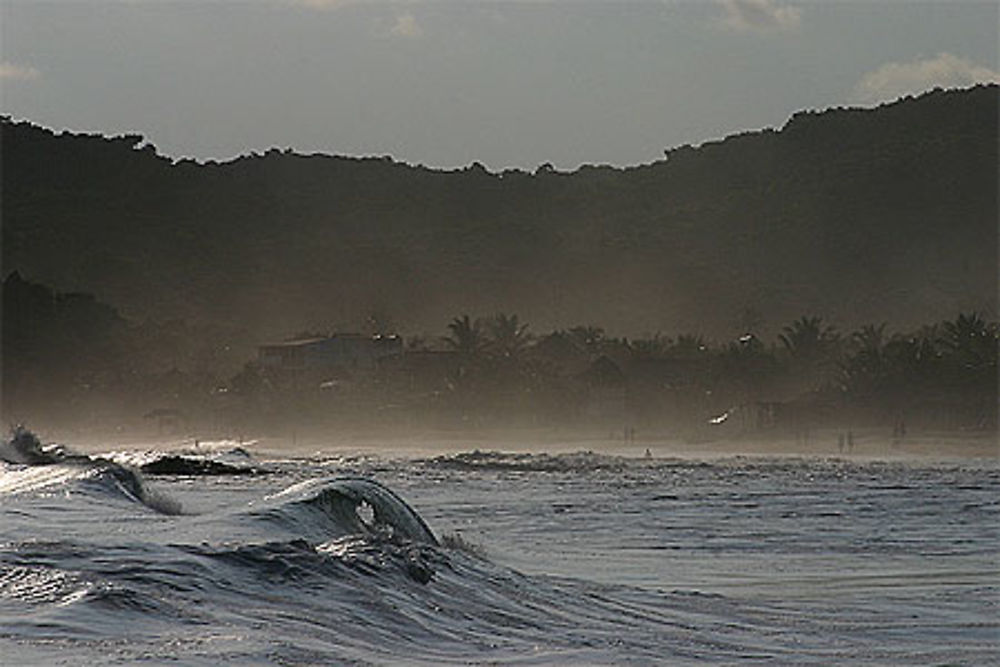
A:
[179, 478, 444, 585]
[107, 446, 263, 476]
[250, 477, 439, 546]
[424, 449, 631, 473]
[0, 428, 181, 515]
[2, 440, 997, 664]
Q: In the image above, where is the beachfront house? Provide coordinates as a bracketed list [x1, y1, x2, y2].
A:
[258, 334, 402, 376]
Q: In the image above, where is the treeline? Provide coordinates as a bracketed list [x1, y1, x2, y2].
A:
[1, 272, 254, 430]
[2, 85, 996, 339]
[3, 273, 996, 438]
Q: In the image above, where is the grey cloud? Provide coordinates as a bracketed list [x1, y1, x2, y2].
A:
[719, 0, 801, 33]
[854, 52, 1000, 104]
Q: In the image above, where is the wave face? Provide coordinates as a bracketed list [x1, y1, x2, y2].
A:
[0, 431, 181, 516]
[2, 432, 998, 664]
[257, 477, 438, 544]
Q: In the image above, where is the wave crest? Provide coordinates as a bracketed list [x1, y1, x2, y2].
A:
[260, 477, 438, 546]
[0, 428, 181, 515]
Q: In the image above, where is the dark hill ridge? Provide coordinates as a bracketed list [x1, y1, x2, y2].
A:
[2, 85, 996, 339]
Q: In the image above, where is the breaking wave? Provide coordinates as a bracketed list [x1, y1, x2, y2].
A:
[3, 429, 997, 664]
[0, 427, 180, 514]
[106, 445, 263, 476]
[424, 449, 632, 473]
[256, 477, 438, 545]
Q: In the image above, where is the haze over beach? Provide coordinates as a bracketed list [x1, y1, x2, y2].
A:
[1, 1, 998, 665]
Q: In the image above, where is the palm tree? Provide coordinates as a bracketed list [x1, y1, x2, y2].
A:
[933, 312, 999, 428]
[938, 312, 998, 370]
[487, 313, 531, 360]
[851, 323, 888, 371]
[839, 323, 889, 397]
[443, 315, 486, 357]
[853, 323, 887, 352]
[882, 328, 939, 388]
[777, 316, 841, 393]
[779, 316, 839, 361]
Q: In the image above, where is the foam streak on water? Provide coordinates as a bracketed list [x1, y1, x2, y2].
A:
[1, 435, 997, 664]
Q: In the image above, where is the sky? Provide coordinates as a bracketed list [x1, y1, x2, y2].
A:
[1, 1, 997, 170]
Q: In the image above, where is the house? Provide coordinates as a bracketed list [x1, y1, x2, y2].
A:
[525, 331, 591, 375]
[258, 334, 402, 376]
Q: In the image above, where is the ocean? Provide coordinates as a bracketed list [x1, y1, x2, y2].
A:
[1, 429, 997, 665]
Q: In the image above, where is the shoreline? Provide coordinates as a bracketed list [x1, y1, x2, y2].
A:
[43, 424, 998, 463]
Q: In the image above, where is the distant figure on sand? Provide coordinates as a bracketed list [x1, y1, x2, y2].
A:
[892, 419, 907, 446]
[847, 430, 855, 453]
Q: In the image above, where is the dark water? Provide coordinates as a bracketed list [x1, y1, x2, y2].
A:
[1, 431, 997, 664]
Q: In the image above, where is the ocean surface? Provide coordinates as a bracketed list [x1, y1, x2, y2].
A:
[1, 429, 997, 665]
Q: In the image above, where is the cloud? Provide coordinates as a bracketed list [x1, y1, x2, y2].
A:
[854, 52, 1000, 104]
[0, 61, 40, 81]
[719, 0, 801, 33]
[390, 12, 423, 38]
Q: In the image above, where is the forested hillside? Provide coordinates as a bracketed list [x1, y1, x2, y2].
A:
[2, 85, 996, 339]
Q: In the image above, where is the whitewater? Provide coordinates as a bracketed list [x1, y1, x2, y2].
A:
[1, 429, 997, 665]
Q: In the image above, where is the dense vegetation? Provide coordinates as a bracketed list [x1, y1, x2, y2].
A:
[3, 85, 996, 439]
[2, 85, 996, 342]
[3, 273, 995, 438]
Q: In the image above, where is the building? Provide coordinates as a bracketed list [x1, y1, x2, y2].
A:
[258, 334, 402, 376]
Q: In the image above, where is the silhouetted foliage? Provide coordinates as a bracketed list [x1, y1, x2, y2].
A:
[443, 315, 486, 358]
[2, 274, 996, 435]
[486, 313, 532, 360]
[566, 326, 606, 354]
[2, 87, 996, 436]
[2, 86, 996, 341]
[779, 316, 839, 360]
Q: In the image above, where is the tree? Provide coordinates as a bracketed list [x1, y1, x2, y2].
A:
[567, 325, 605, 353]
[776, 316, 842, 393]
[720, 333, 777, 404]
[938, 312, 998, 371]
[487, 313, 532, 360]
[838, 323, 889, 398]
[443, 315, 486, 357]
[936, 313, 998, 426]
[672, 334, 707, 356]
[851, 322, 888, 373]
[629, 334, 670, 359]
[779, 316, 839, 361]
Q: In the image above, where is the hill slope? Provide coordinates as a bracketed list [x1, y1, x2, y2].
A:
[2, 85, 996, 339]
